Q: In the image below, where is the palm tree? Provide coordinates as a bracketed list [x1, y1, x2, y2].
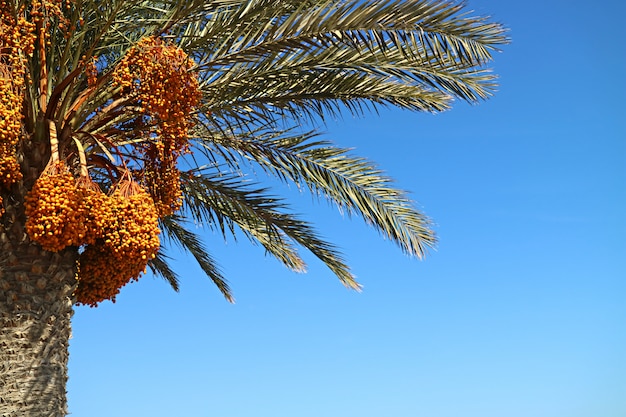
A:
[0, 0, 507, 414]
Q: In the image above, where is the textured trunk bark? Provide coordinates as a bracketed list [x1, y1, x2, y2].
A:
[0, 203, 77, 416]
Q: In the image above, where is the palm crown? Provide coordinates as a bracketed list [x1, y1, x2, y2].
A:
[1, 0, 508, 305]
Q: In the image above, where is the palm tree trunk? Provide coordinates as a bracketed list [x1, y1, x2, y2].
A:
[0, 217, 77, 416]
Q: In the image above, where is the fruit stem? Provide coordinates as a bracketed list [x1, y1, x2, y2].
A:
[49, 120, 59, 163]
[72, 137, 88, 178]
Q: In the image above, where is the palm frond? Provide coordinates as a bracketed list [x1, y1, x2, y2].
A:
[180, 169, 359, 289]
[189, 0, 506, 67]
[51, 0, 508, 131]
[181, 0, 508, 124]
[181, 170, 306, 272]
[147, 249, 181, 292]
[159, 216, 234, 302]
[194, 129, 436, 259]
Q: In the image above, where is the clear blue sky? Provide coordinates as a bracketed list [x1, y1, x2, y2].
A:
[68, 1, 625, 416]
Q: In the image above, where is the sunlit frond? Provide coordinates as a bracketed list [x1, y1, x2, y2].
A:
[194, 129, 436, 258]
[180, 169, 359, 289]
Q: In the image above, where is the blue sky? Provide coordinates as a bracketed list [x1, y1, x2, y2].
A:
[68, 1, 625, 416]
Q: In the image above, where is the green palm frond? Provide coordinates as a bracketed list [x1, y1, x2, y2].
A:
[48, 0, 508, 129]
[180, 0, 507, 124]
[180, 169, 359, 289]
[202, 66, 454, 124]
[159, 216, 234, 302]
[147, 249, 181, 292]
[195, 129, 436, 258]
[187, 0, 505, 67]
[181, 170, 306, 272]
